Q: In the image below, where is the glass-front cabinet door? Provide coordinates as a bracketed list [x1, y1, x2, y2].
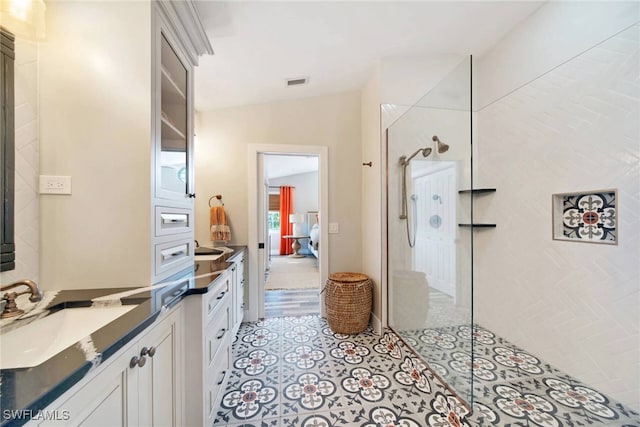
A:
[155, 30, 194, 202]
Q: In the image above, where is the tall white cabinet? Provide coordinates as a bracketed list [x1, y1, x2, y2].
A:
[39, 1, 213, 289]
[151, 2, 213, 283]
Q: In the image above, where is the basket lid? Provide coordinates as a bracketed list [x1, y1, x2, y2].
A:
[328, 272, 369, 283]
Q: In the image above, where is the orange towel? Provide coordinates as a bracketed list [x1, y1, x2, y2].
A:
[210, 206, 231, 241]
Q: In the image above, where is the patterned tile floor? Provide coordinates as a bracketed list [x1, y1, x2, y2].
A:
[214, 316, 640, 427]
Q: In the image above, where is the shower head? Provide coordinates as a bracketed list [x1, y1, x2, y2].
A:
[432, 135, 449, 154]
[399, 147, 432, 165]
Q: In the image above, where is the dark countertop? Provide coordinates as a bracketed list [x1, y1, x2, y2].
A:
[0, 246, 246, 427]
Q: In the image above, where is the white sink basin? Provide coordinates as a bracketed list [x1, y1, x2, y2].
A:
[0, 305, 136, 370]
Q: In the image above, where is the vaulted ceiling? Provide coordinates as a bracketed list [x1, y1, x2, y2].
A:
[193, 1, 544, 111]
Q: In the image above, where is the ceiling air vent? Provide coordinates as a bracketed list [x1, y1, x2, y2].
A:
[286, 76, 309, 87]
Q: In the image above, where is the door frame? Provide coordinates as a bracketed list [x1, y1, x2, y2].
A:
[247, 144, 329, 321]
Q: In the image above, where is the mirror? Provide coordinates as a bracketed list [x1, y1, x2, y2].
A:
[1, 28, 15, 272]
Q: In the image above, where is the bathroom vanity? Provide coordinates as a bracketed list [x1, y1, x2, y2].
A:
[0, 247, 246, 427]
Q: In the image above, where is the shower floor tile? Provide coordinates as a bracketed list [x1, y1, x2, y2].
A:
[399, 324, 640, 427]
[214, 316, 640, 426]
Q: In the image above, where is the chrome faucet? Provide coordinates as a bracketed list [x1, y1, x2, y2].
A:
[1, 279, 44, 319]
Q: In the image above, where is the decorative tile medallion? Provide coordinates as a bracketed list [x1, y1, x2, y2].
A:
[341, 367, 391, 402]
[219, 378, 278, 420]
[553, 190, 617, 244]
[283, 372, 336, 410]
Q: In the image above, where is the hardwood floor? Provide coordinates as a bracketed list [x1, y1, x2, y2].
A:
[264, 289, 320, 318]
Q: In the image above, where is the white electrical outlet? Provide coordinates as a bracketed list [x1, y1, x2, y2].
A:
[39, 175, 72, 195]
[328, 222, 339, 234]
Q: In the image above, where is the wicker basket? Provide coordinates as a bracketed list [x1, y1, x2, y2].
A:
[324, 272, 372, 334]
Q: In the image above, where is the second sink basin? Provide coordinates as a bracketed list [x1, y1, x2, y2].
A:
[195, 247, 223, 255]
[0, 305, 136, 370]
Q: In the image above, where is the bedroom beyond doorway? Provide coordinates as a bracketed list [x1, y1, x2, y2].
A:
[248, 144, 328, 322]
[265, 256, 319, 290]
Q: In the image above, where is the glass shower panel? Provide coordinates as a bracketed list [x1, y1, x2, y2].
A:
[386, 56, 474, 404]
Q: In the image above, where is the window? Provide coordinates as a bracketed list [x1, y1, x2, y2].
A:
[268, 212, 280, 231]
[268, 193, 280, 231]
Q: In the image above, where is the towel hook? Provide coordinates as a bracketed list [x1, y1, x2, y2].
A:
[208, 194, 224, 207]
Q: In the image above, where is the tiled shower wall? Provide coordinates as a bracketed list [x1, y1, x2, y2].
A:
[0, 40, 39, 286]
[475, 23, 639, 408]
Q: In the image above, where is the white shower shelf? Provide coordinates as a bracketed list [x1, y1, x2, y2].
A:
[458, 188, 497, 228]
[458, 188, 496, 194]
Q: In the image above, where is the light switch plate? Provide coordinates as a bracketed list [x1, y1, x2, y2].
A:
[328, 222, 339, 234]
[39, 175, 72, 195]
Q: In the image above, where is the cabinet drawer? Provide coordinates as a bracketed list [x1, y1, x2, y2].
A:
[205, 342, 231, 424]
[155, 206, 193, 237]
[155, 239, 192, 276]
[205, 272, 230, 324]
[205, 304, 230, 369]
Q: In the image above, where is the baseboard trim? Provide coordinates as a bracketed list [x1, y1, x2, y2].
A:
[370, 311, 382, 335]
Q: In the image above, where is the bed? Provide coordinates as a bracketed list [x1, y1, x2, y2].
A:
[307, 211, 319, 258]
[308, 223, 319, 258]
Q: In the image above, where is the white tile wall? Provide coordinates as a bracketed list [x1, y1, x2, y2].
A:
[476, 24, 640, 408]
[0, 39, 39, 286]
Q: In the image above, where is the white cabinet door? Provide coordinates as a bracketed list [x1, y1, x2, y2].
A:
[139, 312, 182, 426]
[32, 304, 183, 427]
[137, 305, 183, 427]
[34, 342, 137, 427]
[153, 7, 195, 204]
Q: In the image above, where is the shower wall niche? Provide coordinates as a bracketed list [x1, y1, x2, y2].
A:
[386, 56, 474, 404]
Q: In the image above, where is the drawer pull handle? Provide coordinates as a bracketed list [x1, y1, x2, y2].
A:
[216, 291, 226, 300]
[216, 328, 226, 339]
[160, 214, 188, 224]
[217, 370, 227, 385]
[161, 245, 187, 261]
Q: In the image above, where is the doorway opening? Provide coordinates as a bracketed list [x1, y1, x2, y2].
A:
[264, 154, 320, 317]
[247, 144, 329, 322]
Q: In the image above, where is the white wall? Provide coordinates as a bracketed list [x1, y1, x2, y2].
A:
[475, 2, 640, 408]
[360, 66, 382, 329]
[0, 39, 39, 287]
[269, 171, 318, 255]
[195, 91, 362, 273]
[39, 1, 152, 289]
[477, 1, 640, 110]
[270, 171, 319, 228]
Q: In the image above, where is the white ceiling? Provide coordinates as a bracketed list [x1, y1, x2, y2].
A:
[265, 154, 318, 180]
[193, 1, 544, 111]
